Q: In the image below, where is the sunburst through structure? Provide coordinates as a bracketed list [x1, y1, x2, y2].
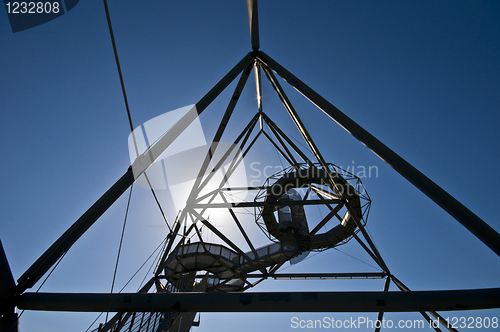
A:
[1, 1, 500, 332]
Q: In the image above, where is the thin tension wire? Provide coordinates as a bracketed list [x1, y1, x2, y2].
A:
[102, 0, 172, 232]
[85, 236, 169, 332]
[105, 184, 133, 324]
[102, 0, 134, 135]
[15, 250, 68, 331]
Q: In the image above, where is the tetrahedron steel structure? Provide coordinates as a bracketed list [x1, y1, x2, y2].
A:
[1, 1, 500, 332]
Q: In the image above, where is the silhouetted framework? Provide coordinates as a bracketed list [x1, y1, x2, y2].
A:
[17, 288, 500, 312]
[1, 1, 499, 332]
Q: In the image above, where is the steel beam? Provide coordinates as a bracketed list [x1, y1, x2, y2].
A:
[191, 272, 386, 279]
[246, 0, 259, 50]
[269, 272, 386, 280]
[18, 288, 500, 312]
[257, 51, 500, 257]
[0, 240, 18, 332]
[190, 199, 341, 209]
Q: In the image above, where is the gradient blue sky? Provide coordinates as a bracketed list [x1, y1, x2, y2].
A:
[1, 1, 500, 331]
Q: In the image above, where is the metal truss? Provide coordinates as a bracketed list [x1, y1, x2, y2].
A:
[1, 1, 500, 332]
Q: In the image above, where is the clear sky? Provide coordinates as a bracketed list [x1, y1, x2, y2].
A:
[1, 1, 500, 332]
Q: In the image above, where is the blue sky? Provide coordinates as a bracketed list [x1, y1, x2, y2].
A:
[1, 1, 500, 331]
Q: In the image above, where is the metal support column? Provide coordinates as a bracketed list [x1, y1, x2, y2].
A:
[0, 240, 15, 307]
[0, 240, 18, 332]
[0, 313, 19, 332]
[246, 0, 259, 50]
